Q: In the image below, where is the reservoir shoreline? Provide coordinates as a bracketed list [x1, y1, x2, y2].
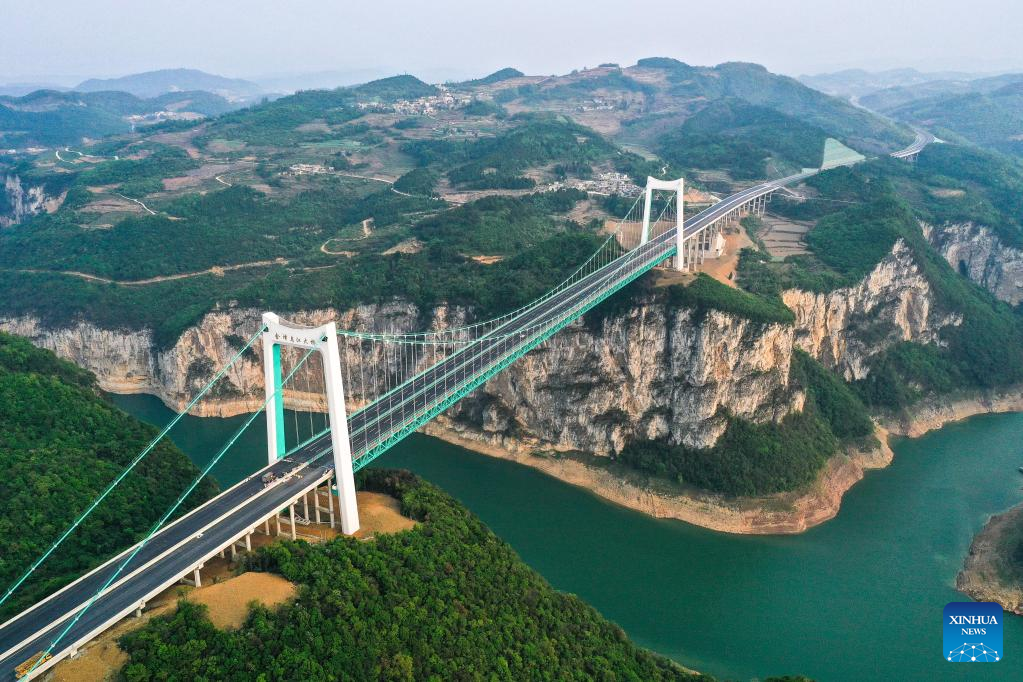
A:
[102, 381, 1023, 535]
[421, 385, 1023, 535]
[110, 390, 1023, 680]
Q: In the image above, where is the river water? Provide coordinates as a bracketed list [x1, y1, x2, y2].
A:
[113, 393, 1023, 681]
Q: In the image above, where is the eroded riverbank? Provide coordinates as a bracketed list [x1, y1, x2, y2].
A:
[419, 386, 1023, 535]
[425, 419, 893, 534]
[958, 501, 1023, 615]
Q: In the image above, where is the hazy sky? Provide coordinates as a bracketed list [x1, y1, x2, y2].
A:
[3, 0, 1020, 84]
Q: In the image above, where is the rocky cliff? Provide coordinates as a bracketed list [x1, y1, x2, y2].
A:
[957, 501, 1023, 615]
[1, 238, 956, 448]
[0, 297, 800, 450]
[441, 304, 801, 455]
[0, 237, 979, 532]
[0, 174, 65, 228]
[923, 221, 1023, 305]
[0, 302, 470, 417]
[782, 238, 961, 380]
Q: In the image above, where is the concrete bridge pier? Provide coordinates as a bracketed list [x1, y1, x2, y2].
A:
[181, 563, 204, 588]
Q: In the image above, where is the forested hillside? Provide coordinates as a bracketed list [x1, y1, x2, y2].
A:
[657, 99, 830, 179]
[881, 82, 1023, 158]
[607, 142, 1023, 495]
[117, 469, 706, 681]
[0, 333, 217, 619]
[741, 147, 1023, 410]
[0, 89, 241, 147]
[0, 57, 919, 350]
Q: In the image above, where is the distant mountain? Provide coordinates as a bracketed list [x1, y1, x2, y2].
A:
[501, 58, 913, 155]
[799, 67, 987, 99]
[455, 68, 525, 87]
[878, 78, 1023, 158]
[0, 82, 70, 98]
[0, 88, 242, 147]
[860, 72, 1023, 111]
[252, 67, 473, 94]
[348, 75, 439, 101]
[76, 68, 263, 101]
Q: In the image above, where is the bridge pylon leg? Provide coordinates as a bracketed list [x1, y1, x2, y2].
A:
[261, 314, 360, 535]
[674, 178, 685, 272]
[640, 176, 686, 267]
[321, 325, 360, 535]
[640, 178, 654, 245]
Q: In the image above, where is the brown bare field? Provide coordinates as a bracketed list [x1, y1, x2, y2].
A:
[295, 121, 331, 133]
[684, 188, 719, 205]
[79, 198, 144, 214]
[206, 139, 247, 154]
[148, 128, 204, 159]
[354, 491, 418, 537]
[651, 227, 750, 289]
[700, 228, 751, 287]
[469, 254, 504, 264]
[186, 572, 297, 629]
[162, 163, 233, 191]
[382, 238, 424, 255]
[757, 214, 812, 258]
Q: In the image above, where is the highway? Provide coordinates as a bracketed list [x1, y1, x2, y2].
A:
[0, 446, 336, 679]
[0, 134, 923, 679]
[890, 129, 935, 158]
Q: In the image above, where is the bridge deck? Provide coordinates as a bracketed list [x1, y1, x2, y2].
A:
[0, 141, 926, 679]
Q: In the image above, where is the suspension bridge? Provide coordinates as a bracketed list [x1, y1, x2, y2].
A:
[0, 137, 929, 679]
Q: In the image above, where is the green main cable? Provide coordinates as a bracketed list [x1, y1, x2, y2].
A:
[0, 325, 266, 611]
[29, 341, 321, 677]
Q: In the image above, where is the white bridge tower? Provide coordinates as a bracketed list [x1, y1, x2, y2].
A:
[640, 176, 685, 271]
[261, 312, 360, 534]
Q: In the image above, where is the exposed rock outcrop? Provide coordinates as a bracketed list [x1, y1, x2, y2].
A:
[444, 304, 801, 455]
[1, 174, 65, 227]
[0, 303, 472, 417]
[957, 501, 1023, 615]
[782, 238, 960, 380]
[923, 221, 1023, 305]
[0, 237, 984, 533]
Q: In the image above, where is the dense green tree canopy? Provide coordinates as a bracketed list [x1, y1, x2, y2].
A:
[0, 333, 217, 619]
[118, 470, 704, 682]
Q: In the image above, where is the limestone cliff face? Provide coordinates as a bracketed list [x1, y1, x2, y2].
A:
[0, 239, 959, 454]
[923, 221, 1023, 305]
[1, 300, 802, 452]
[782, 238, 961, 380]
[0, 175, 65, 228]
[0, 302, 472, 417]
[442, 305, 801, 455]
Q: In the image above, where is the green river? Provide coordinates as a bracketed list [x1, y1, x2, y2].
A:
[112, 393, 1023, 681]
